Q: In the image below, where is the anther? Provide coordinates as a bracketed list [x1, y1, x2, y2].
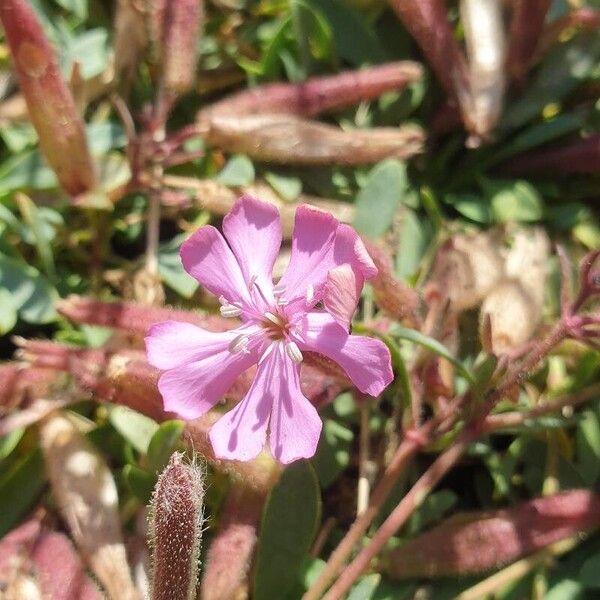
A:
[285, 341, 303, 363]
[219, 296, 242, 318]
[229, 334, 249, 354]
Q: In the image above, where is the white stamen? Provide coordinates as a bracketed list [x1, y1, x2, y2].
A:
[219, 295, 242, 318]
[220, 304, 242, 318]
[305, 284, 314, 305]
[273, 283, 286, 297]
[276, 296, 288, 306]
[285, 341, 303, 363]
[264, 311, 284, 327]
[229, 334, 249, 354]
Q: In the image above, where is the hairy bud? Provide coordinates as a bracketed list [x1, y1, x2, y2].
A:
[149, 452, 205, 600]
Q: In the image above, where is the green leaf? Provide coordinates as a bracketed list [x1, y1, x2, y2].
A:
[61, 28, 108, 79]
[0, 449, 46, 538]
[123, 463, 156, 503]
[445, 193, 491, 224]
[146, 420, 185, 474]
[353, 159, 408, 239]
[216, 154, 255, 186]
[499, 31, 600, 131]
[390, 326, 475, 383]
[158, 233, 199, 298]
[0, 150, 58, 192]
[254, 461, 321, 600]
[545, 579, 583, 600]
[315, 0, 386, 65]
[54, 0, 88, 19]
[576, 409, 600, 485]
[87, 122, 127, 155]
[406, 489, 458, 536]
[0, 254, 58, 324]
[395, 207, 429, 279]
[481, 179, 544, 223]
[0, 428, 24, 461]
[15, 193, 56, 281]
[0, 289, 18, 334]
[108, 405, 159, 455]
[0, 122, 37, 153]
[265, 172, 302, 202]
[580, 553, 600, 589]
[347, 574, 381, 600]
[311, 419, 353, 488]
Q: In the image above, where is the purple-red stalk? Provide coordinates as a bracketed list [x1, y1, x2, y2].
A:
[499, 134, 600, 175]
[506, 0, 552, 83]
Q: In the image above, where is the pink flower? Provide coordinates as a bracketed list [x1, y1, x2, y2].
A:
[146, 196, 393, 463]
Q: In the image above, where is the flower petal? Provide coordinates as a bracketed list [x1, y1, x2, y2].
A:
[210, 343, 322, 463]
[295, 312, 393, 396]
[157, 339, 259, 420]
[323, 264, 361, 331]
[180, 225, 252, 306]
[278, 205, 338, 302]
[268, 344, 322, 464]
[146, 321, 241, 370]
[209, 359, 274, 462]
[223, 196, 282, 297]
[332, 224, 377, 280]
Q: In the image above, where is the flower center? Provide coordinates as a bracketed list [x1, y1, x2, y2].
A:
[261, 311, 289, 341]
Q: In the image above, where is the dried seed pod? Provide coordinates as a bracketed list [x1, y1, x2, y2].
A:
[198, 61, 422, 126]
[0, 0, 96, 197]
[387, 490, 600, 579]
[200, 482, 266, 600]
[460, 0, 506, 139]
[430, 233, 504, 311]
[39, 412, 139, 600]
[204, 114, 424, 165]
[502, 226, 550, 310]
[149, 452, 205, 600]
[479, 279, 539, 354]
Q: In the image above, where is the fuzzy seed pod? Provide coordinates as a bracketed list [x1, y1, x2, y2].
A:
[0, 0, 96, 197]
[387, 490, 600, 579]
[39, 413, 138, 600]
[197, 61, 422, 127]
[479, 279, 539, 354]
[149, 452, 205, 600]
[57, 296, 234, 335]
